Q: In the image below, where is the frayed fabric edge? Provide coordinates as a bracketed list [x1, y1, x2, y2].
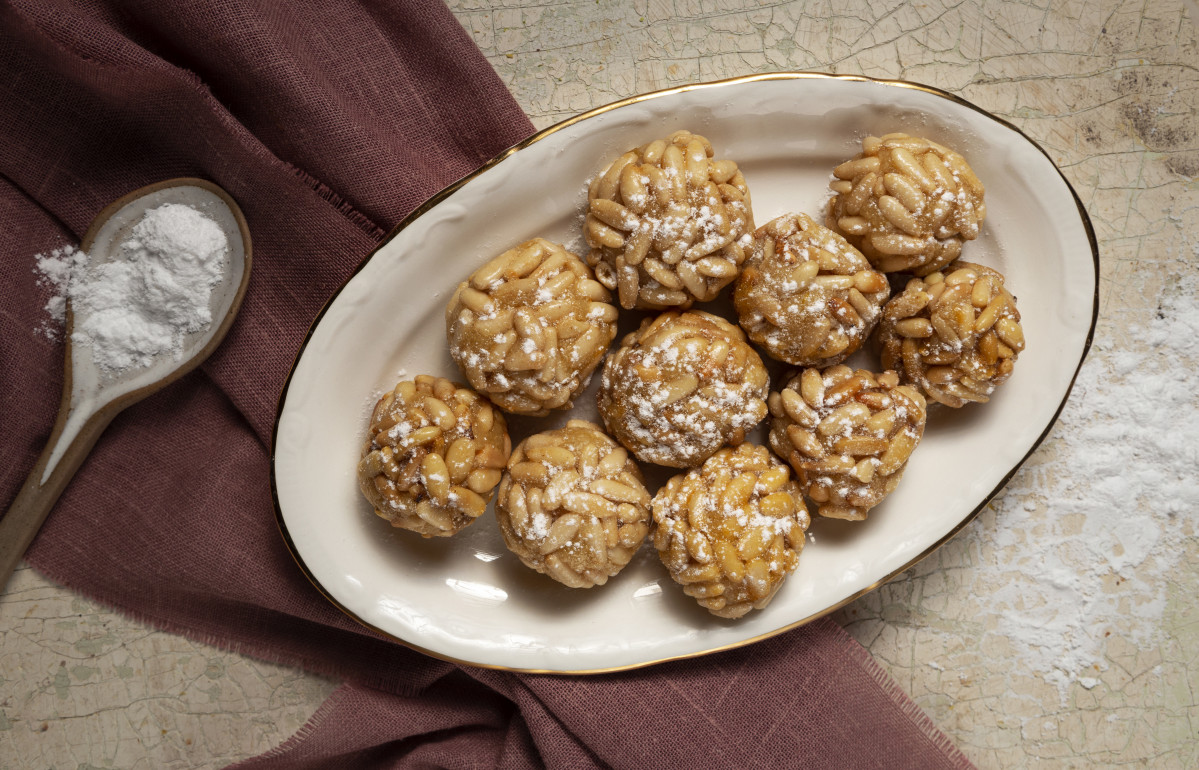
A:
[831, 616, 977, 769]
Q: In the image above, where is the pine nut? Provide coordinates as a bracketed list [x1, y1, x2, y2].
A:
[996, 317, 1025, 351]
[833, 155, 881, 180]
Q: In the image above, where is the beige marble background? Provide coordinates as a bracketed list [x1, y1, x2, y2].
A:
[2, 0, 1196, 767]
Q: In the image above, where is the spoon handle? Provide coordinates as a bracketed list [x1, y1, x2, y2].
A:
[0, 408, 115, 591]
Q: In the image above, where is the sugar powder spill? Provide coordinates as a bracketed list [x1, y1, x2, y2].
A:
[889, 267, 1199, 706]
[995, 271, 1195, 697]
[35, 203, 230, 372]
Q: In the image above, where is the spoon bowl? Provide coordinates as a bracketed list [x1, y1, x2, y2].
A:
[0, 178, 251, 589]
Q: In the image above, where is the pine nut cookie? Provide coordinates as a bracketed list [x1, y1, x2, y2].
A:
[597, 310, 769, 468]
[447, 238, 618, 416]
[358, 375, 510, 537]
[734, 212, 889, 366]
[768, 366, 926, 521]
[876, 262, 1024, 407]
[827, 132, 986, 275]
[496, 420, 652, 588]
[653, 444, 809, 618]
[584, 130, 754, 309]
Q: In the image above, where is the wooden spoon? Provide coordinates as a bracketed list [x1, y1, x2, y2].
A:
[0, 178, 252, 590]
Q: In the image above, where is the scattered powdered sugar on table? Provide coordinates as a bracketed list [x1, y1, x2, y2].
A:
[34, 203, 229, 373]
[962, 269, 1199, 702]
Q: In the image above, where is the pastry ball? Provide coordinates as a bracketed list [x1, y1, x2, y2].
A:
[734, 212, 889, 366]
[358, 375, 510, 537]
[447, 238, 619, 416]
[827, 133, 986, 275]
[652, 444, 810, 619]
[597, 310, 769, 468]
[495, 420, 652, 588]
[584, 130, 754, 310]
[877, 262, 1024, 408]
[768, 367, 927, 521]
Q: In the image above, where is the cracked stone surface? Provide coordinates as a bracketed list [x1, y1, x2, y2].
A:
[0, 565, 337, 768]
[2, 0, 1197, 767]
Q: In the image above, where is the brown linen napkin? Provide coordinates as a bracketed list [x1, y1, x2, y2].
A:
[0, 2, 974, 767]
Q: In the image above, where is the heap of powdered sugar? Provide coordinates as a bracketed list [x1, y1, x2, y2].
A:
[34, 203, 230, 373]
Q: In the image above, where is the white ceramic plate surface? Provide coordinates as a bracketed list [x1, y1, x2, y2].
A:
[272, 73, 1097, 673]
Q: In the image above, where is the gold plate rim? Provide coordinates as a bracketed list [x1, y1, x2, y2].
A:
[269, 71, 1100, 676]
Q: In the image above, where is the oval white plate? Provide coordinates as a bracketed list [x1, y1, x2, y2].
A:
[272, 73, 1097, 673]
